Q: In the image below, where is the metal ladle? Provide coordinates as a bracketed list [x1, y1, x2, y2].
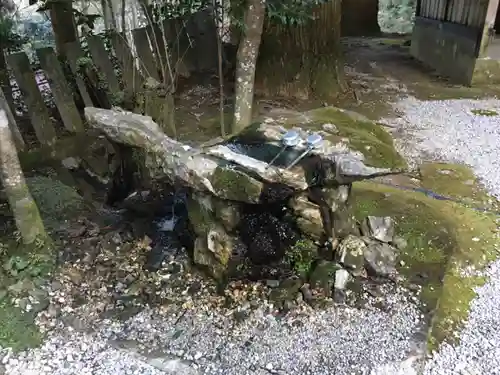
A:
[285, 133, 323, 170]
[265, 130, 301, 169]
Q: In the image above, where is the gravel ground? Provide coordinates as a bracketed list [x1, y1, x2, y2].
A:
[381, 96, 500, 375]
[3, 288, 424, 375]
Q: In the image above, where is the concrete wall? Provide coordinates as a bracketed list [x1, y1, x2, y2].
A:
[410, 17, 482, 85]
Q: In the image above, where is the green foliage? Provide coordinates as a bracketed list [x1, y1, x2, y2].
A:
[152, 0, 212, 21]
[0, 15, 29, 51]
[0, 300, 43, 351]
[378, 0, 416, 34]
[286, 238, 317, 277]
[228, 0, 328, 29]
[266, 0, 329, 26]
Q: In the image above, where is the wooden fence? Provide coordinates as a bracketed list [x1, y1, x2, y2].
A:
[0, 8, 219, 152]
[418, 0, 489, 28]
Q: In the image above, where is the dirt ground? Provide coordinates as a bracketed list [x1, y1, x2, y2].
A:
[336, 37, 500, 119]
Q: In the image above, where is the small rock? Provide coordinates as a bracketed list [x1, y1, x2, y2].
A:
[266, 280, 280, 288]
[66, 225, 87, 238]
[334, 269, 350, 290]
[322, 123, 339, 134]
[65, 268, 84, 285]
[366, 216, 395, 243]
[50, 280, 63, 291]
[337, 235, 366, 274]
[309, 260, 341, 296]
[391, 236, 408, 250]
[364, 240, 398, 277]
[7, 279, 35, 296]
[300, 284, 314, 303]
[333, 289, 346, 304]
[47, 304, 60, 318]
[61, 157, 80, 170]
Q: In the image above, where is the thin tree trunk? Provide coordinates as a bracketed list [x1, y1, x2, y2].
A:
[231, 0, 266, 133]
[121, 0, 126, 35]
[49, 0, 78, 57]
[0, 109, 47, 244]
[101, 0, 117, 30]
[214, 0, 225, 136]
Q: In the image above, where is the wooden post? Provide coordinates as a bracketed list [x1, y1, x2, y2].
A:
[86, 35, 121, 93]
[6, 52, 57, 146]
[132, 27, 160, 81]
[110, 31, 144, 94]
[0, 87, 25, 150]
[36, 47, 84, 133]
[63, 41, 94, 108]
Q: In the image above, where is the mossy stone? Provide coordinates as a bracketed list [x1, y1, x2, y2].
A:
[268, 277, 303, 307]
[210, 166, 264, 203]
[349, 178, 498, 350]
[186, 193, 215, 236]
[277, 106, 406, 169]
[309, 260, 342, 296]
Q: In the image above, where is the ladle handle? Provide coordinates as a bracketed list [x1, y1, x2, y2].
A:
[285, 147, 311, 170]
[265, 146, 288, 169]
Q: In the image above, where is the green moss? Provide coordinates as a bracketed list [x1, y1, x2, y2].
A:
[350, 181, 498, 350]
[26, 176, 86, 230]
[0, 300, 42, 351]
[283, 106, 406, 169]
[211, 167, 263, 203]
[186, 195, 214, 236]
[286, 238, 318, 278]
[0, 236, 55, 352]
[471, 108, 498, 116]
[419, 163, 492, 206]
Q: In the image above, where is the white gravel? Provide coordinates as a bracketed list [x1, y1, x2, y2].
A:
[380, 96, 500, 375]
[3, 292, 424, 375]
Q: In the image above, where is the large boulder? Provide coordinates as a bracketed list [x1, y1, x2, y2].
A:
[84, 106, 404, 282]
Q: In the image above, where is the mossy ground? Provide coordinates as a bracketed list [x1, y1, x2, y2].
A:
[0, 177, 83, 351]
[0, 237, 53, 351]
[350, 176, 498, 351]
[281, 106, 406, 169]
[418, 162, 495, 207]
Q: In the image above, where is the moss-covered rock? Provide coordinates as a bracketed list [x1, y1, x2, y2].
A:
[309, 260, 342, 296]
[210, 167, 264, 203]
[349, 178, 498, 350]
[266, 106, 406, 169]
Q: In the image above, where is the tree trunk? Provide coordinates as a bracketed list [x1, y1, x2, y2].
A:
[0, 109, 47, 244]
[0, 49, 16, 134]
[255, 0, 344, 101]
[341, 0, 380, 36]
[101, 0, 117, 30]
[231, 0, 266, 133]
[49, 0, 78, 57]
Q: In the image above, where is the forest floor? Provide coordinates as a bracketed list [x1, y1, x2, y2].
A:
[1, 37, 500, 375]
